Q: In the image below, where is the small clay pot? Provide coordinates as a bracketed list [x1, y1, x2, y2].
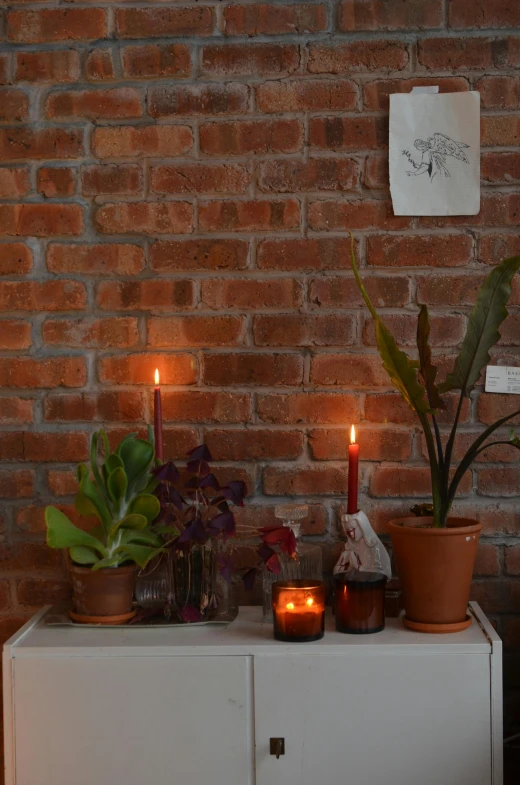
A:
[69, 563, 137, 622]
[389, 516, 481, 633]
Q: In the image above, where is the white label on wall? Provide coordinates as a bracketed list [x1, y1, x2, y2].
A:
[485, 365, 520, 394]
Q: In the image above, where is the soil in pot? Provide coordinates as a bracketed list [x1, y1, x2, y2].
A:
[69, 563, 137, 624]
[389, 517, 481, 633]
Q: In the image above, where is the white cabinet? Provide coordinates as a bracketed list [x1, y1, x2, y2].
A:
[3, 603, 502, 785]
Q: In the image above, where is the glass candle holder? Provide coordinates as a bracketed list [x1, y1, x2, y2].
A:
[272, 580, 325, 642]
[334, 571, 387, 634]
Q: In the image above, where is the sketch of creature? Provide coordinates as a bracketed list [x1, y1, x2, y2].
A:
[405, 132, 470, 181]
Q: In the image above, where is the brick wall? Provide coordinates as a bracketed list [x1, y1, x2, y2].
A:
[0, 0, 520, 754]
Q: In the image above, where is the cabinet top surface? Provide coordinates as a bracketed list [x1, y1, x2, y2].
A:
[5, 604, 496, 657]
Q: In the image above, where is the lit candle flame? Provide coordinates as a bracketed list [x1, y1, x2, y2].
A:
[155, 368, 160, 386]
[306, 597, 314, 607]
[350, 424, 356, 444]
[286, 602, 295, 611]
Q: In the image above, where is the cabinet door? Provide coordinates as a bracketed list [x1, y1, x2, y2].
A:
[14, 655, 253, 785]
[254, 652, 491, 785]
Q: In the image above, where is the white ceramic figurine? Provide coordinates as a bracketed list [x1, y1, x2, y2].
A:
[333, 510, 392, 580]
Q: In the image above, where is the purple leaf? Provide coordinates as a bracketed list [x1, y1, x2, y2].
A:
[187, 444, 213, 463]
[260, 526, 297, 557]
[186, 458, 210, 476]
[167, 487, 185, 510]
[199, 473, 220, 491]
[179, 604, 203, 623]
[207, 511, 236, 538]
[177, 516, 207, 545]
[221, 480, 246, 507]
[218, 553, 233, 584]
[258, 543, 281, 573]
[153, 462, 180, 483]
[242, 568, 258, 591]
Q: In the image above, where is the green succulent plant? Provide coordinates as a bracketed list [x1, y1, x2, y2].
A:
[45, 430, 165, 570]
[350, 237, 520, 528]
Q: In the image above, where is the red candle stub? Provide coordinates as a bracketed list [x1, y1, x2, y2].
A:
[347, 424, 359, 514]
[153, 368, 163, 463]
[334, 571, 387, 635]
[272, 580, 325, 642]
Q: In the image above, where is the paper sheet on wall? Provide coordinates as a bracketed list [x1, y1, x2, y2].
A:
[389, 91, 480, 216]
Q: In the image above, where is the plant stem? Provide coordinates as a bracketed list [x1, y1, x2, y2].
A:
[418, 411, 442, 526]
[432, 414, 444, 473]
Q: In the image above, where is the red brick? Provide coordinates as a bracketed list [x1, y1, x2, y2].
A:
[0, 469, 34, 498]
[0, 431, 24, 460]
[81, 164, 142, 196]
[473, 543, 501, 577]
[505, 545, 520, 576]
[150, 239, 248, 271]
[0, 89, 29, 122]
[0, 616, 30, 643]
[47, 244, 144, 276]
[367, 234, 473, 267]
[257, 237, 353, 271]
[310, 275, 410, 308]
[148, 315, 245, 348]
[23, 431, 88, 462]
[264, 465, 348, 495]
[46, 88, 142, 121]
[15, 50, 80, 83]
[363, 76, 469, 111]
[0, 128, 83, 161]
[223, 4, 327, 35]
[16, 502, 95, 534]
[0, 319, 31, 349]
[308, 200, 410, 231]
[94, 201, 193, 235]
[0, 54, 9, 85]
[44, 391, 145, 423]
[234, 503, 327, 536]
[0, 203, 84, 237]
[259, 158, 359, 193]
[0, 243, 32, 274]
[339, 0, 442, 30]
[202, 352, 304, 386]
[477, 76, 520, 109]
[205, 428, 304, 460]
[482, 115, 520, 147]
[0, 396, 33, 423]
[310, 427, 412, 461]
[86, 48, 115, 82]
[479, 468, 520, 496]
[116, 8, 214, 38]
[254, 314, 356, 347]
[98, 353, 197, 386]
[310, 354, 389, 387]
[161, 391, 251, 423]
[92, 125, 193, 159]
[202, 278, 303, 310]
[417, 37, 497, 70]
[149, 84, 249, 118]
[309, 116, 387, 150]
[17, 578, 71, 608]
[161, 427, 200, 460]
[416, 274, 484, 306]
[202, 44, 299, 77]
[0, 168, 30, 198]
[122, 44, 191, 79]
[308, 40, 409, 73]
[37, 167, 75, 197]
[470, 581, 520, 614]
[365, 391, 470, 425]
[97, 280, 195, 312]
[477, 393, 520, 426]
[258, 392, 359, 424]
[8, 9, 107, 43]
[449, 0, 520, 28]
[0, 542, 62, 572]
[43, 317, 139, 349]
[481, 152, 520, 184]
[0, 280, 85, 311]
[151, 164, 250, 195]
[0, 580, 11, 612]
[199, 199, 299, 232]
[478, 233, 520, 265]
[501, 616, 520, 648]
[256, 79, 357, 112]
[363, 313, 466, 348]
[200, 119, 303, 156]
[364, 155, 389, 189]
[371, 467, 437, 498]
[422, 194, 520, 229]
[47, 468, 79, 496]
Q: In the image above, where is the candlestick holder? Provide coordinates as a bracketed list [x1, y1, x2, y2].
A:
[333, 510, 392, 580]
[334, 571, 387, 634]
[272, 580, 325, 642]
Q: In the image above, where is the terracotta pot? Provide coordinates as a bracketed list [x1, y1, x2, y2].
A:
[388, 517, 481, 633]
[69, 563, 137, 620]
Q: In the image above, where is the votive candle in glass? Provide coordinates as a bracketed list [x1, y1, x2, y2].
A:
[334, 571, 387, 634]
[272, 580, 325, 642]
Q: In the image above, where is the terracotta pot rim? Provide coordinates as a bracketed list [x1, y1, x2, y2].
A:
[388, 516, 482, 537]
[69, 563, 138, 576]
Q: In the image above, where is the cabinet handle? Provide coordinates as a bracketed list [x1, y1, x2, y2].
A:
[270, 738, 285, 759]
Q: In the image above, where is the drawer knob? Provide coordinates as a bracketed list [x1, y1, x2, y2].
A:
[270, 738, 285, 759]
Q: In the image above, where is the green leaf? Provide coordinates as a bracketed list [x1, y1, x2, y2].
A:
[111, 513, 148, 537]
[107, 466, 128, 507]
[69, 545, 100, 566]
[105, 454, 124, 475]
[76, 463, 112, 530]
[119, 437, 154, 490]
[128, 494, 160, 523]
[510, 431, 520, 449]
[75, 491, 98, 518]
[440, 255, 520, 396]
[120, 528, 164, 548]
[92, 555, 123, 571]
[45, 507, 107, 557]
[90, 432, 106, 500]
[115, 544, 164, 569]
[417, 305, 445, 411]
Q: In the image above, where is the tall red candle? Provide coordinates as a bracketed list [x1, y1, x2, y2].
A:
[347, 424, 359, 514]
[153, 368, 163, 463]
